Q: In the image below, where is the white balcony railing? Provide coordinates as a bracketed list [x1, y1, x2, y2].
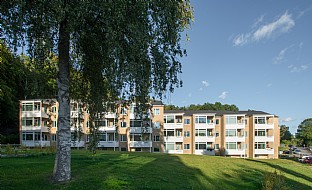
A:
[163, 123, 183, 129]
[21, 126, 41, 131]
[97, 141, 119, 147]
[129, 127, 152, 133]
[226, 149, 246, 155]
[255, 148, 274, 155]
[71, 141, 85, 147]
[195, 136, 215, 142]
[105, 112, 117, 119]
[164, 136, 183, 142]
[255, 136, 274, 142]
[129, 141, 152, 147]
[195, 149, 215, 155]
[255, 123, 274, 129]
[194, 123, 215, 129]
[166, 150, 184, 154]
[98, 126, 116, 132]
[225, 136, 245, 142]
[225, 123, 246, 129]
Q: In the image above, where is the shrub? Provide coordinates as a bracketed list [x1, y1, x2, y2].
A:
[262, 170, 290, 190]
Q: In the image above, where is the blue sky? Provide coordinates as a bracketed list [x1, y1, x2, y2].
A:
[165, 0, 312, 134]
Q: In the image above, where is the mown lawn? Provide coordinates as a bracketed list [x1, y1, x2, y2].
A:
[0, 150, 311, 190]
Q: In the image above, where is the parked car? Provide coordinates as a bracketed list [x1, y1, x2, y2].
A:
[298, 155, 310, 163]
[304, 157, 312, 164]
[294, 149, 301, 154]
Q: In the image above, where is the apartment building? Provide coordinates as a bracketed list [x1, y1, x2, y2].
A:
[19, 99, 279, 159]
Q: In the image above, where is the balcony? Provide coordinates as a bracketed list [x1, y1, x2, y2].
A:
[195, 136, 215, 142]
[225, 136, 245, 142]
[255, 148, 274, 155]
[194, 123, 215, 129]
[225, 123, 245, 129]
[130, 113, 151, 120]
[70, 111, 84, 119]
[129, 127, 152, 133]
[21, 126, 41, 131]
[22, 140, 51, 147]
[98, 126, 116, 132]
[255, 123, 274, 129]
[164, 136, 183, 142]
[226, 149, 246, 155]
[164, 123, 183, 129]
[166, 150, 184, 154]
[255, 136, 274, 142]
[71, 141, 85, 147]
[97, 141, 119, 147]
[22, 110, 49, 118]
[129, 141, 152, 147]
[105, 112, 117, 119]
[195, 149, 215, 155]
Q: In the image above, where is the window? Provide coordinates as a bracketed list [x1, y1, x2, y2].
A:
[255, 117, 266, 124]
[107, 133, 115, 141]
[86, 121, 90, 128]
[164, 129, 174, 136]
[164, 142, 175, 150]
[52, 135, 56, 142]
[135, 148, 142, 152]
[121, 147, 127, 151]
[52, 106, 56, 113]
[164, 115, 174, 123]
[216, 119, 220, 125]
[23, 132, 33, 141]
[195, 142, 206, 150]
[22, 103, 33, 111]
[153, 108, 160, 115]
[153, 122, 160, 129]
[195, 129, 206, 136]
[120, 121, 127, 128]
[215, 131, 219, 137]
[226, 116, 237, 124]
[154, 147, 160, 152]
[176, 130, 182, 137]
[226, 129, 237, 137]
[255, 142, 266, 149]
[184, 131, 190, 137]
[176, 116, 182, 123]
[130, 120, 142, 127]
[245, 131, 248, 137]
[214, 144, 219, 150]
[195, 116, 207, 124]
[184, 144, 190, 150]
[255, 129, 266, 136]
[42, 134, 48, 141]
[52, 120, 57, 128]
[120, 135, 127, 142]
[207, 130, 213, 136]
[34, 104, 40, 112]
[95, 120, 107, 127]
[184, 118, 190, 124]
[120, 107, 127, 115]
[226, 142, 237, 149]
[176, 143, 182, 150]
[43, 120, 47, 127]
[22, 118, 33, 126]
[130, 104, 136, 114]
[34, 132, 41, 141]
[99, 133, 106, 141]
[153, 135, 160, 142]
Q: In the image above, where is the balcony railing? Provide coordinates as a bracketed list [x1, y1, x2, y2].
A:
[194, 123, 215, 129]
[97, 141, 119, 147]
[129, 127, 152, 133]
[255, 136, 274, 142]
[129, 141, 152, 147]
[164, 136, 183, 142]
[226, 149, 246, 155]
[195, 136, 215, 142]
[163, 123, 183, 129]
[255, 123, 274, 129]
[225, 136, 245, 142]
[254, 148, 274, 155]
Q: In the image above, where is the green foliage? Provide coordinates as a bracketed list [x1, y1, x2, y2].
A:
[262, 170, 290, 190]
[280, 125, 292, 143]
[296, 118, 312, 146]
[165, 101, 239, 111]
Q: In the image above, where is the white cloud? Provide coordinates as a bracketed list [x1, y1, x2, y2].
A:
[297, 6, 312, 19]
[280, 117, 294, 122]
[273, 45, 294, 64]
[233, 11, 295, 46]
[201, 80, 210, 87]
[219, 91, 228, 99]
[288, 64, 309, 72]
[253, 11, 295, 41]
[267, 83, 272, 87]
[252, 15, 265, 28]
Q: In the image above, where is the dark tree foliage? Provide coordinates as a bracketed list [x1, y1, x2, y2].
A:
[1, 0, 193, 182]
[296, 118, 312, 146]
[165, 102, 239, 111]
[279, 125, 292, 142]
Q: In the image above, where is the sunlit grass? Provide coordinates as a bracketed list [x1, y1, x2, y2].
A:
[0, 150, 311, 189]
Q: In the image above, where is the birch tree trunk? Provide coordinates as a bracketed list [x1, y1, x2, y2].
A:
[53, 18, 71, 182]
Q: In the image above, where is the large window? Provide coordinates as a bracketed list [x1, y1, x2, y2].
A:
[130, 120, 142, 127]
[255, 117, 266, 124]
[22, 103, 33, 111]
[226, 142, 237, 149]
[195, 116, 207, 124]
[214, 144, 219, 150]
[95, 120, 107, 127]
[153, 135, 160, 142]
[107, 133, 115, 141]
[226, 129, 237, 137]
[22, 118, 33, 126]
[184, 144, 190, 150]
[255, 142, 266, 149]
[176, 130, 182, 137]
[153, 108, 160, 115]
[22, 132, 33, 141]
[120, 121, 127, 128]
[34, 132, 40, 141]
[34, 104, 40, 112]
[120, 135, 127, 142]
[164, 142, 175, 150]
[195, 129, 206, 136]
[195, 142, 206, 150]
[184, 131, 190, 137]
[164, 129, 174, 136]
[164, 115, 174, 123]
[255, 129, 266, 136]
[226, 116, 237, 124]
[184, 118, 190, 124]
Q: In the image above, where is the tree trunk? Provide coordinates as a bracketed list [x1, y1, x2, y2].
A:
[53, 18, 71, 182]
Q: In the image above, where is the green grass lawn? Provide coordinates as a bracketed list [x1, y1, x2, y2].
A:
[0, 150, 311, 190]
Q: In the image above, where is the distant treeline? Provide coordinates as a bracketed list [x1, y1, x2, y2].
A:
[165, 102, 239, 111]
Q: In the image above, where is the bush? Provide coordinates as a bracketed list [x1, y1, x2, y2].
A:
[262, 170, 290, 190]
